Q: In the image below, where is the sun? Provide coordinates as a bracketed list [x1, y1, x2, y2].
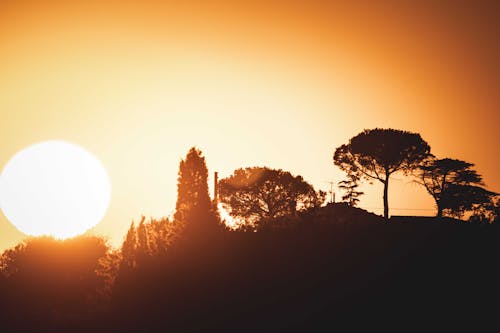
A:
[0, 141, 111, 239]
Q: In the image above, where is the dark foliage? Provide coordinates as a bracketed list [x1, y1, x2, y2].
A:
[418, 157, 498, 218]
[218, 167, 325, 229]
[109, 204, 499, 332]
[469, 195, 499, 223]
[334, 128, 430, 220]
[0, 236, 110, 332]
[338, 173, 364, 206]
[120, 216, 181, 269]
[1, 206, 498, 332]
[174, 147, 222, 238]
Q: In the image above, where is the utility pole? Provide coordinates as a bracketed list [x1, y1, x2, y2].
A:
[326, 180, 335, 203]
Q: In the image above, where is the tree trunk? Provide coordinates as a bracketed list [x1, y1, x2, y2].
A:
[383, 178, 389, 222]
[436, 202, 443, 218]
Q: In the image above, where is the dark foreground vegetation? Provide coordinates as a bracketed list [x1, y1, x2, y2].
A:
[111, 208, 499, 332]
[1, 204, 498, 332]
[1, 132, 499, 332]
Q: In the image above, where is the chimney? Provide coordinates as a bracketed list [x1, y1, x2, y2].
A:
[213, 171, 218, 203]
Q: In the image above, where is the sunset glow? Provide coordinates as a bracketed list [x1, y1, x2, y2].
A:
[1, 1, 499, 250]
[0, 2, 498, 331]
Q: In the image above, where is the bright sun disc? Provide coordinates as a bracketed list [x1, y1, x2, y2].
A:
[0, 141, 111, 239]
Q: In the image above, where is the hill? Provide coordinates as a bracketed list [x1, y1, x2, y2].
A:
[1, 205, 498, 332]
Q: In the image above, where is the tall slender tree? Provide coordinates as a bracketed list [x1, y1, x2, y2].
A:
[174, 147, 220, 235]
[334, 128, 430, 221]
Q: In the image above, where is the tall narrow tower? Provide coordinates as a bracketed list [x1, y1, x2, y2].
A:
[213, 171, 218, 203]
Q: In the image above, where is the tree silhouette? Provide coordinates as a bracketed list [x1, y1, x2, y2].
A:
[145, 217, 180, 254]
[418, 157, 498, 218]
[0, 236, 109, 327]
[445, 185, 498, 219]
[121, 222, 137, 268]
[469, 195, 499, 223]
[218, 167, 325, 229]
[136, 217, 150, 262]
[174, 147, 220, 236]
[334, 128, 430, 221]
[95, 249, 121, 306]
[119, 217, 180, 269]
[338, 174, 364, 207]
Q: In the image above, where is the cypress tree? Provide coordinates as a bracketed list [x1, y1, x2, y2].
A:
[174, 147, 220, 237]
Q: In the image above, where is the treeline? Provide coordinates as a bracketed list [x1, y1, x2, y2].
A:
[0, 128, 499, 332]
[218, 128, 498, 226]
[333, 128, 498, 221]
[1, 209, 497, 332]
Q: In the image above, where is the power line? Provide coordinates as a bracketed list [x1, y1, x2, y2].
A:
[363, 207, 436, 211]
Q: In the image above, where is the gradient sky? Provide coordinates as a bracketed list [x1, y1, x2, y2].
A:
[1, 0, 499, 251]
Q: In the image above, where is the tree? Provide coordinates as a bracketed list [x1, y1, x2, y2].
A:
[338, 174, 364, 207]
[119, 216, 181, 270]
[136, 217, 150, 262]
[469, 195, 499, 223]
[174, 147, 220, 235]
[146, 217, 180, 254]
[218, 167, 325, 229]
[439, 184, 497, 219]
[334, 128, 430, 221]
[121, 222, 137, 268]
[95, 249, 122, 304]
[0, 237, 109, 320]
[418, 157, 498, 218]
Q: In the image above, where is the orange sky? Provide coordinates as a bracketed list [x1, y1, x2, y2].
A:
[1, 0, 499, 251]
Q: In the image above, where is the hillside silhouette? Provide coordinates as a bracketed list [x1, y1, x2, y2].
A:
[1, 204, 498, 332]
[1, 139, 499, 332]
